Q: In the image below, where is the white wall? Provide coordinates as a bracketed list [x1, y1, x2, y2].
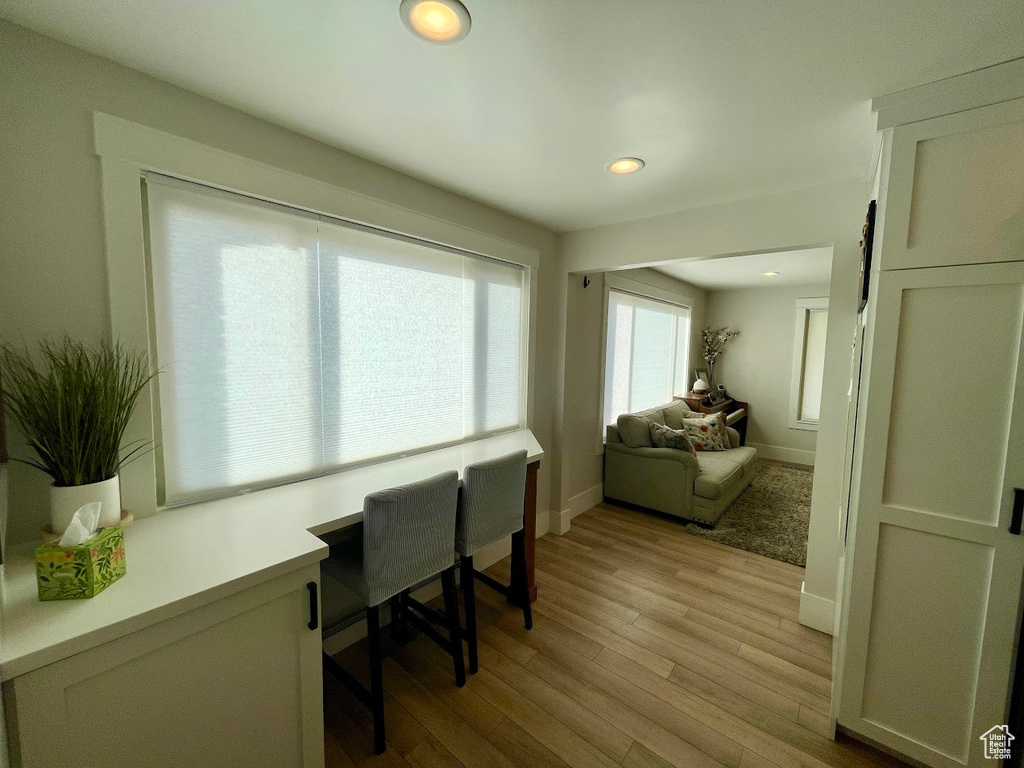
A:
[559, 176, 871, 633]
[556, 268, 706, 529]
[706, 283, 831, 466]
[0, 20, 561, 543]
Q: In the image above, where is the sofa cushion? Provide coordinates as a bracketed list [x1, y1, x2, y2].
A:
[682, 413, 729, 451]
[662, 401, 695, 429]
[616, 409, 665, 448]
[693, 455, 743, 499]
[719, 446, 758, 478]
[649, 422, 697, 455]
[636, 405, 668, 424]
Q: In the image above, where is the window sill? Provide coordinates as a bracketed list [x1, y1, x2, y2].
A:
[789, 420, 820, 433]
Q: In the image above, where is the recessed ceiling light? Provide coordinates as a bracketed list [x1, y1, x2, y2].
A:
[607, 157, 645, 175]
[400, 0, 471, 44]
[762, 271, 780, 277]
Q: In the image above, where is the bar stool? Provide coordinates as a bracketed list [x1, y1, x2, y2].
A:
[320, 470, 463, 755]
[456, 449, 530, 674]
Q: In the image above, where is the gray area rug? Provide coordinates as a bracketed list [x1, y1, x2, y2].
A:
[684, 462, 812, 566]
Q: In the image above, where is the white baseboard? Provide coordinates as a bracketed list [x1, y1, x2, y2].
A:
[799, 581, 836, 635]
[551, 508, 571, 535]
[474, 537, 511, 571]
[749, 442, 816, 467]
[322, 533, 516, 656]
[323, 502, 551, 656]
[535, 510, 550, 538]
[323, 606, 387, 656]
[322, 576, 445, 655]
[570, 483, 605, 517]
[551, 483, 603, 535]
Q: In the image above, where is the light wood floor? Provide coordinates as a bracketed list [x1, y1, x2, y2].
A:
[325, 501, 907, 768]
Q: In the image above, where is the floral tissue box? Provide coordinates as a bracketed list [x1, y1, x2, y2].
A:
[35, 526, 127, 600]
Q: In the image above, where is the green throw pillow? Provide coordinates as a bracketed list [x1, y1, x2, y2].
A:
[649, 422, 697, 456]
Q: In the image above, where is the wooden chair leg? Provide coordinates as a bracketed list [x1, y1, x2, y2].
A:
[460, 556, 479, 674]
[509, 531, 524, 603]
[441, 568, 466, 687]
[392, 589, 409, 641]
[366, 605, 386, 754]
[512, 530, 533, 630]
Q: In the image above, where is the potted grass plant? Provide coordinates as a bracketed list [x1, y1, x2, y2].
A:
[0, 336, 155, 533]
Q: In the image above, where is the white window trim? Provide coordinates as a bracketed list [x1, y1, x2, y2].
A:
[595, 273, 695, 454]
[93, 112, 539, 516]
[789, 296, 829, 432]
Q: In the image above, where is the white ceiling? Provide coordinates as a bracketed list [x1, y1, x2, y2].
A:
[652, 247, 834, 290]
[2, 2, 1022, 232]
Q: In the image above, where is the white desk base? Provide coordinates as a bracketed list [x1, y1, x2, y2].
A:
[0, 430, 543, 768]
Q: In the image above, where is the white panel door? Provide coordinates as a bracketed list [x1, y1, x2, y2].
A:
[839, 263, 1024, 768]
[10, 565, 324, 768]
[881, 97, 1024, 271]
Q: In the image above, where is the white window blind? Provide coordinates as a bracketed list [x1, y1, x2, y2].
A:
[603, 289, 690, 430]
[799, 308, 828, 422]
[146, 175, 525, 504]
[318, 219, 524, 466]
[789, 298, 829, 430]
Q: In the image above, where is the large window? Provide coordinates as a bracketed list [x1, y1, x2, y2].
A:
[146, 175, 526, 504]
[603, 289, 690, 430]
[789, 297, 829, 430]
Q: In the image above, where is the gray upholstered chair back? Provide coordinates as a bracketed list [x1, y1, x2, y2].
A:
[362, 470, 459, 607]
[456, 450, 528, 556]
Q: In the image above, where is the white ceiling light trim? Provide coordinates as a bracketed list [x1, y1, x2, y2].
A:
[607, 157, 645, 175]
[400, 0, 471, 44]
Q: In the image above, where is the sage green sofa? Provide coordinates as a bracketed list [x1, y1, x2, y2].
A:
[604, 400, 757, 525]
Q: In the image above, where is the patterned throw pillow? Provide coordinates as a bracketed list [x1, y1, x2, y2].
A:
[649, 422, 697, 456]
[682, 412, 729, 451]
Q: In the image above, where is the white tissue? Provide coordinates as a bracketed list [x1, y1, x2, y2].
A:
[59, 502, 103, 547]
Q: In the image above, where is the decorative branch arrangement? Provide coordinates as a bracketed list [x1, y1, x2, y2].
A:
[700, 327, 739, 384]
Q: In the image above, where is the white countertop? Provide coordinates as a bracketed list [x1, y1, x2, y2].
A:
[0, 430, 543, 681]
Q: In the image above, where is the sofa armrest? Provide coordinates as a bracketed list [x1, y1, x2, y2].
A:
[726, 427, 740, 449]
[603, 441, 699, 520]
[605, 441, 699, 470]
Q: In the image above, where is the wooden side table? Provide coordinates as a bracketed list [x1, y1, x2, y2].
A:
[673, 392, 749, 446]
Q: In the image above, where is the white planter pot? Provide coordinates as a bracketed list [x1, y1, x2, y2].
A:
[50, 476, 121, 534]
